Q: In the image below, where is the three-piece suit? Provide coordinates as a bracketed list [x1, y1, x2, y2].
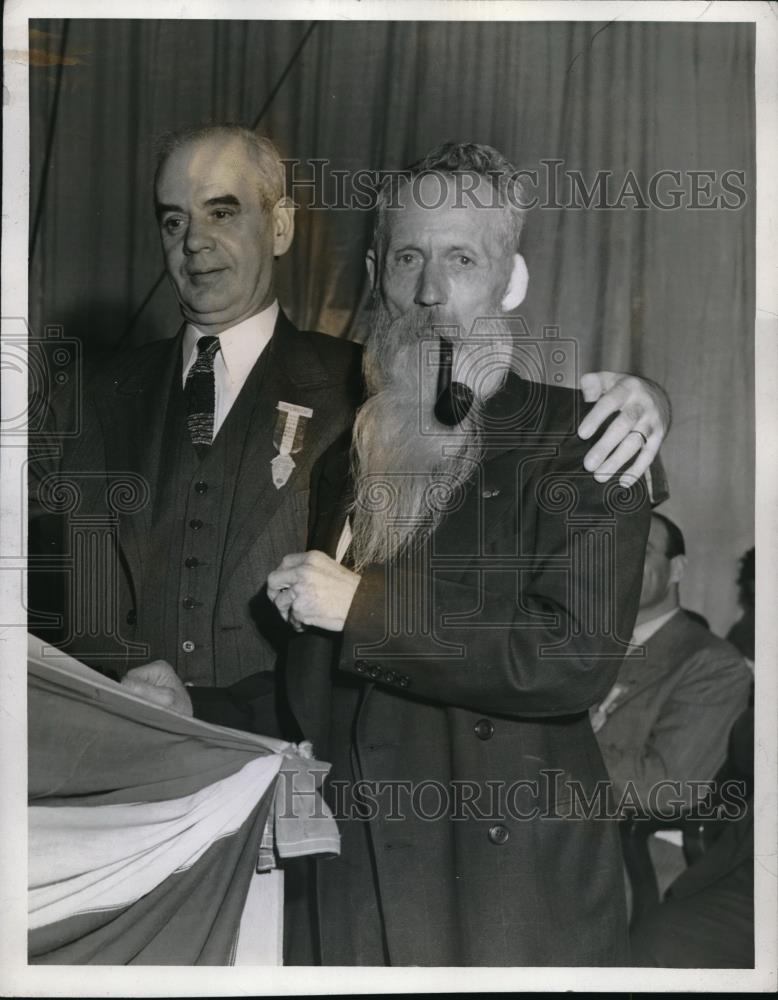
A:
[28, 311, 362, 733]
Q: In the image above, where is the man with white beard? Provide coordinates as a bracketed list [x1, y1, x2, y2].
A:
[268, 142, 659, 965]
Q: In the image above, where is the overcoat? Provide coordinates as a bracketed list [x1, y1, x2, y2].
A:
[28, 312, 361, 732]
[285, 373, 654, 966]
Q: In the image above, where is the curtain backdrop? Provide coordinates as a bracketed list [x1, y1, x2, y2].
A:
[28, 19, 755, 634]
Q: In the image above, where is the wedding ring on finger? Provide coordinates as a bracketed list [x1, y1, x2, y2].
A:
[630, 429, 649, 447]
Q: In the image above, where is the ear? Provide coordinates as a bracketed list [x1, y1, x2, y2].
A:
[500, 253, 529, 311]
[365, 248, 378, 290]
[669, 554, 686, 585]
[271, 197, 295, 257]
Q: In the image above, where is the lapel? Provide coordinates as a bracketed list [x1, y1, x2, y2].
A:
[91, 331, 183, 589]
[609, 613, 690, 708]
[220, 312, 347, 583]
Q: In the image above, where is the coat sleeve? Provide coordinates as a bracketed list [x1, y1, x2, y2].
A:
[337, 427, 653, 718]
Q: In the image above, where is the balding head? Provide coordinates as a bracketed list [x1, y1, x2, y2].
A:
[153, 125, 294, 333]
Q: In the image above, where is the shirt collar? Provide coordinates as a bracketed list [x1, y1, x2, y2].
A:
[631, 607, 680, 647]
[182, 301, 279, 382]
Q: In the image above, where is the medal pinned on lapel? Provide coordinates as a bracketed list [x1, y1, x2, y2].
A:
[271, 401, 313, 489]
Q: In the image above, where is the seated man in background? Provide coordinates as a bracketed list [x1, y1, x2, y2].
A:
[592, 512, 752, 894]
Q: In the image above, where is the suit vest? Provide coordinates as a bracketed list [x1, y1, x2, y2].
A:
[137, 346, 271, 685]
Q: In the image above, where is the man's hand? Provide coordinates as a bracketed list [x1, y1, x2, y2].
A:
[121, 660, 193, 716]
[267, 550, 362, 633]
[578, 371, 671, 487]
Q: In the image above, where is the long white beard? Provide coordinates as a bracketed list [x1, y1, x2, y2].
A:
[350, 301, 513, 572]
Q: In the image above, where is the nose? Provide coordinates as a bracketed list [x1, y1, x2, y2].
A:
[183, 218, 214, 255]
[414, 261, 448, 307]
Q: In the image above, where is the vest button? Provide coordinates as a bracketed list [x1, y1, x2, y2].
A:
[189, 518, 203, 530]
[125, 609, 137, 626]
[488, 824, 510, 846]
[182, 597, 197, 610]
[195, 481, 208, 494]
[185, 557, 200, 568]
[181, 640, 195, 653]
[474, 719, 494, 740]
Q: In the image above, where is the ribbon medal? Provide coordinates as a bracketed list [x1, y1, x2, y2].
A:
[271, 401, 313, 489]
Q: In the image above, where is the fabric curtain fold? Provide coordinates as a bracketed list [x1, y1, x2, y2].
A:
[27, 636, 339, 965]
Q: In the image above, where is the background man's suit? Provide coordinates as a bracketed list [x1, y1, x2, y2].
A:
[29, 312, 361, 734]
[594, 611, 752, 811]
[284, 374, 656, 966]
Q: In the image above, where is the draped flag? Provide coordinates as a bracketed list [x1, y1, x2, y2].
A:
[27, 635, 339, 965]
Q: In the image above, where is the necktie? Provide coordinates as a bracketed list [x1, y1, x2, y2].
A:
[185, 335, 221, 455]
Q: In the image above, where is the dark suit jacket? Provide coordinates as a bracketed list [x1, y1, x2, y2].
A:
[594, 612, 752, 814]
[284, 374, 654, 966]
[28, 312, 361, 733]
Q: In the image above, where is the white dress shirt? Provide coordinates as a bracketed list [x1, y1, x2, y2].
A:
[335, 518, 353, 565]
[182, 301, 279, 439]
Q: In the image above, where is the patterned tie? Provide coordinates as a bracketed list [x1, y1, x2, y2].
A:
[185, 335, 221, 455]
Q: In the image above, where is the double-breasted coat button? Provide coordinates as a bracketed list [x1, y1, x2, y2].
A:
[398, 675, 410, 688]
[355, 659, 368, 674]
[384, 670, 397, 683]
[189, 518, 203, 530]
[181, 640, 195, 653]
[125, 609, 137, 626]
[474, 718, 494, 740]
[182, 597, 198, 610]
[368, 664, 382, 680]
[488, 824, 510, 845]
[185, 557, 199, 568]
[194, 481, 208, 494]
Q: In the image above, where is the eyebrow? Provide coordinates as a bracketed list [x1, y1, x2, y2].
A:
[204, 195, 241, 208]
[390, 243, 483, 260]
[155, 202, 182, 220]
[155, 194, 241, 220]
